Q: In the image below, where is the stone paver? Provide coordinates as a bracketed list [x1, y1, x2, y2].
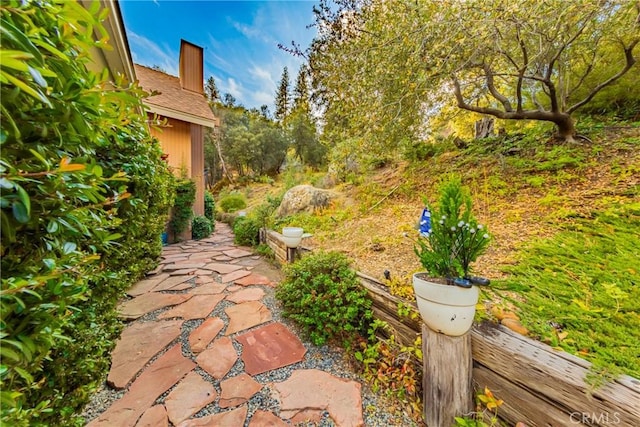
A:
[196, 336, 237, 379]
[225, 301, 272, 335]
[223, 248, 253, 258]
[88, 344, 194, 427]
[87, 224, 370, 427]
[234, 272, 274, 287]
[236, 322, 306, 375]
[108, 320, 183, 389]
[163, 262, 206, 271]
[176, 405, 248, 427]
[189, 317, 225, 353]
[202, 262, 244, 274]
[118, 293, 191, 320]
[220, 269, 252, 283]
[226, 287, 265, 303]
[157, 294, 225, 320]
[219, 373, 262, 408]
[165, 372, 217, 425]
[248, 410, 289, 427]
[126, 273, 170, 297]
[135, 405, 168, 427]
[272, 369, 364, 427]
[152, 275, 193, 291]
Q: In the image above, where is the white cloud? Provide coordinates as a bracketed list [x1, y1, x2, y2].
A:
[127, 31, 178, 76]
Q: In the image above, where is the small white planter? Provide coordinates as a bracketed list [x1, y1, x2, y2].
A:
[412, 273, 479, 336]
[282, 227, 304, 248]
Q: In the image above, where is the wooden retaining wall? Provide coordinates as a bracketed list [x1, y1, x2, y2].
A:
[263, 230, 640, 425]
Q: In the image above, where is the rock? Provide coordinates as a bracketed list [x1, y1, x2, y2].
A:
[87, 344, 194, 427]
[157, 294, 225, 320]
[218, 373, 262, 408]
[225, 301, 272, 335]
[127, 273, 170, 297]
[248, 411, 289, 427]
[164, 372, 217, 425]
[226, 288, 265, 304]
[107, 320, 183, 389]
[117, 293, 192, 320]
[135, 405, 168, 427]
[275, 185, 338, 217]
[235, 322, 306, 375]
[196, 336, 237, 379]
[176, 405, 247, 427]
[189, 317, 225, 353]
[152, 275, 193, 292]
[223, 248, 253, 259]
[272, 369, 364, 427]
[234, 273, 273, 287]
[220, 269, 251, 283]
[202, 263, 244, 274]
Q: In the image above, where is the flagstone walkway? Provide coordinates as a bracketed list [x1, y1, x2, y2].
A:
[83, 222, 406, 427]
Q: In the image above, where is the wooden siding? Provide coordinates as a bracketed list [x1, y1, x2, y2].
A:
[191, 123, 204, 216]
[150, 116, 191, 177]
[179, 40, 203, 94]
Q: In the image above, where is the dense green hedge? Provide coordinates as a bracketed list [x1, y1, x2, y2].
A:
[170, 179, 196, 239]
[0, 1, 175, 425]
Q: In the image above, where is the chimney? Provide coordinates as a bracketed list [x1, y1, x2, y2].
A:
[179, 39, 204, 94]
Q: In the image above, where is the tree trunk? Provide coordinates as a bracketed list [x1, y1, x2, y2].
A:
[553, 113, 576, 142]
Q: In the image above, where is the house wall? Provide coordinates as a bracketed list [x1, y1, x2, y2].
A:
[190, 123, 205, 216]
[150, 116, 191, 177]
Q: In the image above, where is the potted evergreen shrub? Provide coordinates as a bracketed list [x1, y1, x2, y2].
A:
[413, 176, 490, 336]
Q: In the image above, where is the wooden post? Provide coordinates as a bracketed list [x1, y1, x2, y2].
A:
[422, 323, 474, 426]
[286, 247, 297, 263]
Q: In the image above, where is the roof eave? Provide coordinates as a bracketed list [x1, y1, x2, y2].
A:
[144, 103, 217, 128]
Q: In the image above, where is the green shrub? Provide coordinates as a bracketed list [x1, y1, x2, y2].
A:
[0, 1, 174, 424]
[233, 216, 260, 246]
[192, 215, 213, 240]
[204, 191, 215, 221]
[218, 192, 247, 213]
[276, 251, 372, 345]
[170, 179, 196, 238]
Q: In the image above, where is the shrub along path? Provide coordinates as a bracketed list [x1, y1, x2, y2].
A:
[83, 222, 409, 427]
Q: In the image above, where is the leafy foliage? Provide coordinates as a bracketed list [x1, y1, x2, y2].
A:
[170, 179, 195, 238]
[204, 191, 215, 222]
[308, 0, 640, 172]
[233, 216, 261, 247]
[494, 203, 640, 380]
[354, 319, 423, 420]
[415, 176, 490, 278]
[274, 66, 290, 122]
[0, 1, 174, 424]
[276, 251, 372, 345]
[192, 215, 213, 240]
[218, 192, 247, 213]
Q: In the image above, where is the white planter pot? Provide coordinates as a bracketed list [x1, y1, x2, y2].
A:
[412, 273, 479, 336]
[282, 227, 304, 248]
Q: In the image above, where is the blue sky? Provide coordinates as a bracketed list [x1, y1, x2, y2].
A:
[120, 0, 318, 110]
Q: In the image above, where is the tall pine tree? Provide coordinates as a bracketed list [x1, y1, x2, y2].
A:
[293, 65, 310, 113]
[274, 66, 290, 122]
[205, 76, 220, 104]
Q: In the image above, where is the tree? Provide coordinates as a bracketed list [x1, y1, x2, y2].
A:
[293, 64, 311, 113]
[205, 76, 220, 104]
[274, 66, 291, 121]
[222, 93, 237, 108]
[309, 0, 640, 144]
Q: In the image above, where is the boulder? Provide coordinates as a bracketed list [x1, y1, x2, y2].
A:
[276, 185, 338, 217]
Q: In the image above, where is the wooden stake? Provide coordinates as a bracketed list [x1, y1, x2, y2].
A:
[422, 323, 473, 426]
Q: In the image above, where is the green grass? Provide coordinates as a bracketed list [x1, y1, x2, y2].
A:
[493, 202, 640, 381]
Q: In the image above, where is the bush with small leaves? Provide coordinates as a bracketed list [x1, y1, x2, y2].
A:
[233, 216, 260, 246]
[218, 192, 247, 213]
[204, 191, 215, 222]
[192, 215, 213, 240]
[276, 251, 372, 345]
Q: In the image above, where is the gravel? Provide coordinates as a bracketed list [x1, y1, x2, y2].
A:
[82, 260, 418, 426]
